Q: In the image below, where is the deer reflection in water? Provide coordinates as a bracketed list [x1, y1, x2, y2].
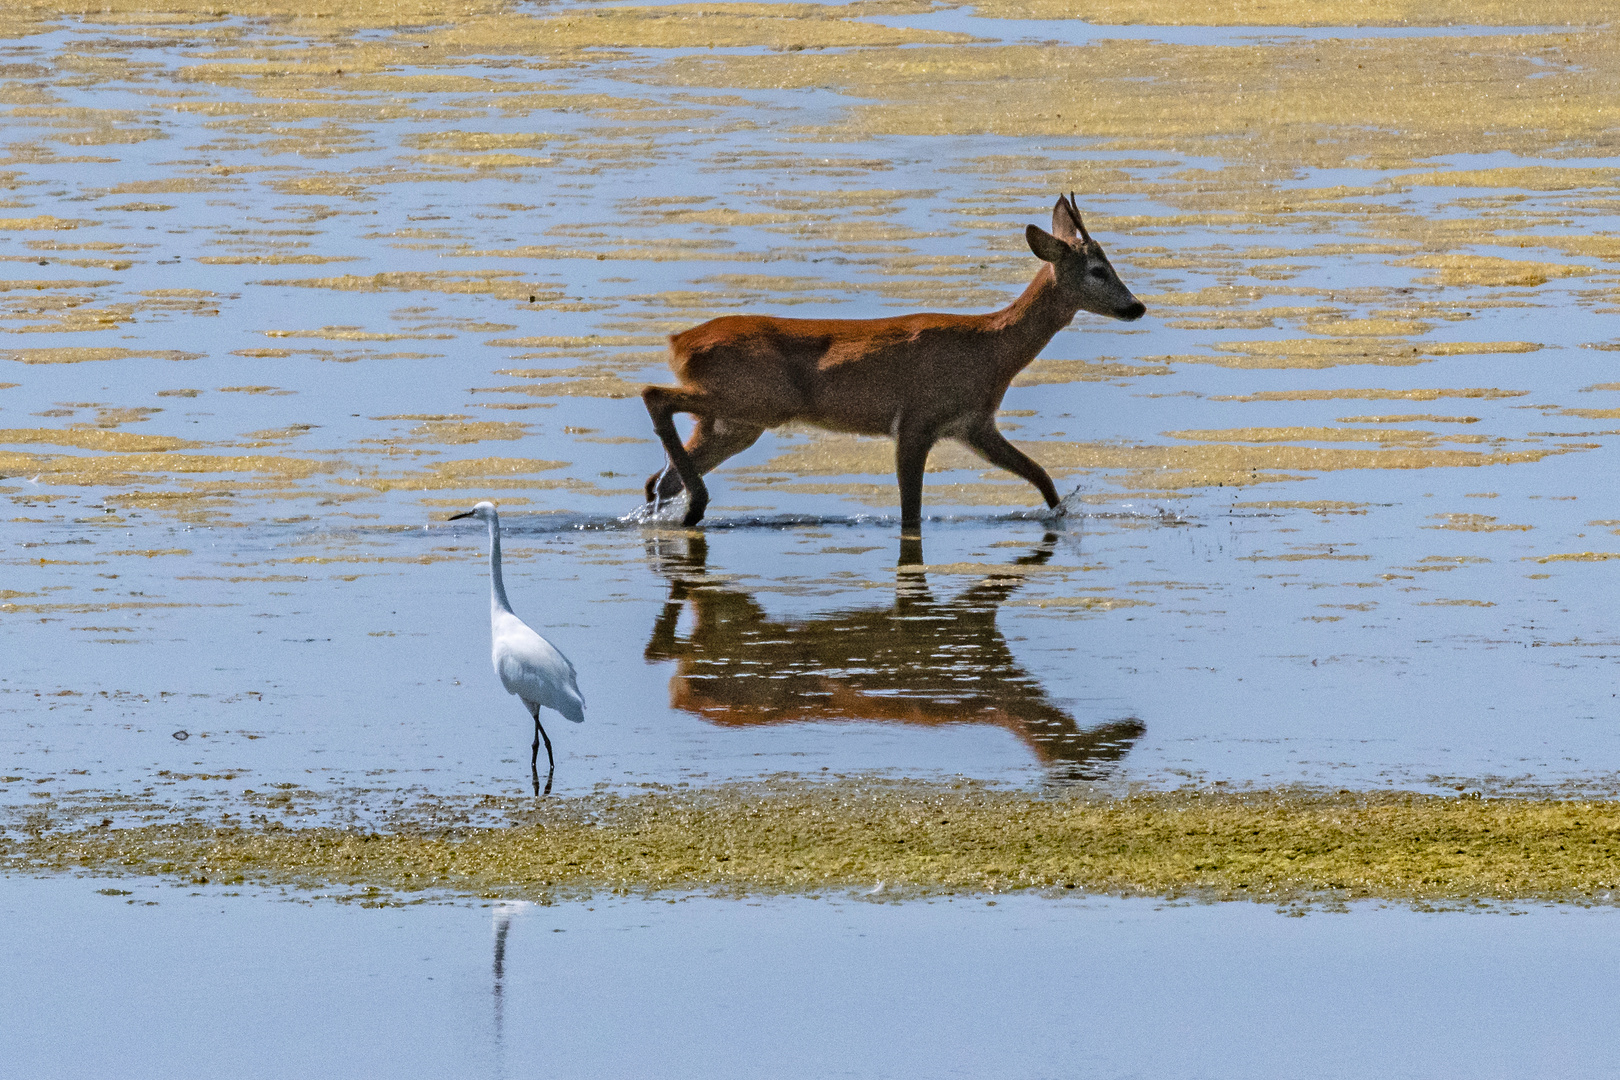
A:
[645, 534, 1143, 781]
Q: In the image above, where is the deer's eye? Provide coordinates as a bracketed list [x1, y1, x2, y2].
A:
[1088, 266, 1109, 280]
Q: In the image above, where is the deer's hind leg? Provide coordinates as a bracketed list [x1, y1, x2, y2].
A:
[643, 386, 709, 524]
[645, 417, 765, 504]
[644, 387, 766, 526]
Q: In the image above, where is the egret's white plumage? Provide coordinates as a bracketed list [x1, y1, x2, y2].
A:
[450, 500, 584, 795]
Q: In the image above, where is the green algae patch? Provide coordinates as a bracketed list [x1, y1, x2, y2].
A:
[1213, 388, 1529, 404]
[1425, 514, 1533, 533]
[1399, 255, 1594, 289]
[257, 271, 570, 302]
[966, 0, 1610, 25]
[426, 5, 974, 54]
[7, 782, 1620, 903]
[1534, 552, 1620, 564]
[332, 456, 589, 494]
[655, 33, 1620, 169]
[741, 431, 1581, 494]
[0, 428, 201, 452]
[1162, 340, 1540, 371]
[24, 451, 329, 477]
[12, 0, 507, 31]
[1338, 415, 1480, 425]
[1165, 427, 1450, 447]
[1, 347, 204, 365]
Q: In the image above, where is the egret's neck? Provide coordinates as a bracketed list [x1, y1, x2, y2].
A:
[487, 517, 514, 616]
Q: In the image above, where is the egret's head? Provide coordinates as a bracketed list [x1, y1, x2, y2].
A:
[448, 500, 497, 523]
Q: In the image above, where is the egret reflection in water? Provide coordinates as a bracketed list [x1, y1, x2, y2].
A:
[644, 534, 1143, 781]
[491, 900, 528, 1080]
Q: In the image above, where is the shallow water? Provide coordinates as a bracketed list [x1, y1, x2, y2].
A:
[9, 502, 1620, 802]
[5, 3, 1620, 1064]
[6, 875, 1620, 1080]
[3, 5, 1620, 801]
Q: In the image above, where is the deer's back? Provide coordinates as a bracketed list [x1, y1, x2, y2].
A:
[667, 312, 1003, 433]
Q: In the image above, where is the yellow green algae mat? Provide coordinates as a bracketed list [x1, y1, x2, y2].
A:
[6, 0, 1620, 916]
[9, 780, 1620, 904]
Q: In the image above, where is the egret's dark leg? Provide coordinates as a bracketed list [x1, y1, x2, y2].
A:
[530, 722, 540, 798]
[531, 709, 555, 798]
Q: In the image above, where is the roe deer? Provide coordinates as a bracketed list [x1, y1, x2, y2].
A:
[639, 194, 1145, 532]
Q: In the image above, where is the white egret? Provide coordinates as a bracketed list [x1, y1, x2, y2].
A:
[449, 501, 585, 796]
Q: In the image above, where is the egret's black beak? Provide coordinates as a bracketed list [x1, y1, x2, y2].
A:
[448, 510, 476, 521]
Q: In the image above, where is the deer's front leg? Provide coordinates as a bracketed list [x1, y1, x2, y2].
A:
[962, 424, 1060, 510]
[895, 424, 938, 534]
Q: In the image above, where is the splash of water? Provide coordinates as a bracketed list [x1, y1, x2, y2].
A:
[1053, 482, 1087, 518]
[618, 492, 690, 526]
[1048, 482, 1194, 527]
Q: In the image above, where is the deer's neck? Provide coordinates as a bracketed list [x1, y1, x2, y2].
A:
[984, 264, 1080, 383]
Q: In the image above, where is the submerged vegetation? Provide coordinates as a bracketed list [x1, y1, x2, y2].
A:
[6, 780, 1619, 905]
[4, 0, 1620, 518]
[6, 0, 1620, 923]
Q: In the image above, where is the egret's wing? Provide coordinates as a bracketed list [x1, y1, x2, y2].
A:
[492, 613, 586, 721]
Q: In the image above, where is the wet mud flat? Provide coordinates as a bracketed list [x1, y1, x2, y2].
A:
[6, 874, 1620, 1080]
[4, 0, 1620, 808]
[8, 779, 1620, 904]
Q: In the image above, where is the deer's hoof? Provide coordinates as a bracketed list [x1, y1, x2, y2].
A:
[647, 472, 685, 503]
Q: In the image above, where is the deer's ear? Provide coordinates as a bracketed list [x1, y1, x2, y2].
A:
[1027, 224, 1070, 263]
[1051, 195, 1080, 242]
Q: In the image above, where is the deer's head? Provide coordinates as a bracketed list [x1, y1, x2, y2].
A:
[1026, 194, 1145, 322]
